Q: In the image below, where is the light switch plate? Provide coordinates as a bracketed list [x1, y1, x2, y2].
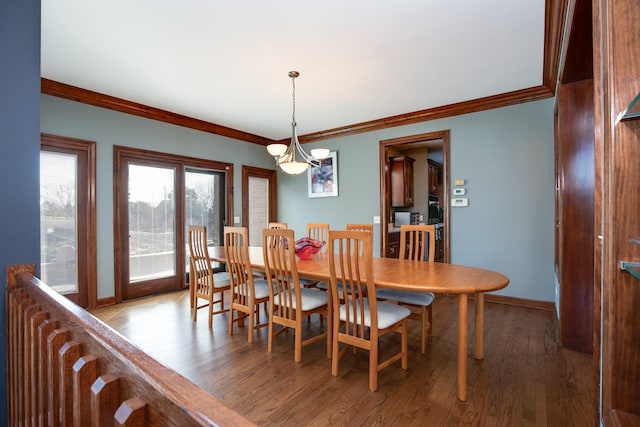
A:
[453, 188, 466, 196]
[451, 198, 469, 207]
[373, 216, 380, 224]
[234, 216, 240, 224]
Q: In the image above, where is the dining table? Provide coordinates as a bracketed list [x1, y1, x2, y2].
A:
[208, 245, 509, 401]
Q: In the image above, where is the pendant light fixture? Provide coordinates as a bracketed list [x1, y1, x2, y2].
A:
[266, 71, 330, 175]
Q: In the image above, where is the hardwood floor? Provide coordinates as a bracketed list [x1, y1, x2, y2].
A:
[90, 291, 594, 426]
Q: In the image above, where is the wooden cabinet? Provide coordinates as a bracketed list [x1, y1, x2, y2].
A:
[556, 79, 594, 354]
[387, 231, 400, 258]
[593, 0, 640, 422]
[390, 156, 414, 207]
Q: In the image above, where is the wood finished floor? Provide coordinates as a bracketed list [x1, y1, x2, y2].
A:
[90, 290, 594, 426]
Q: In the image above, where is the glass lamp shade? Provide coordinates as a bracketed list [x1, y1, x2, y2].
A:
[310, 148, 330, 160]
[267, 143, 288, 157]
[280, 161, 309, 175]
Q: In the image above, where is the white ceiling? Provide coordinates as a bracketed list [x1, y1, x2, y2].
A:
[41, 1, 545, 141]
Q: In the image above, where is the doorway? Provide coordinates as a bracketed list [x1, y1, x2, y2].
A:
[242, 166, 278, 246]
[379, 130, 450, 262]
[40, 133, 97, 308]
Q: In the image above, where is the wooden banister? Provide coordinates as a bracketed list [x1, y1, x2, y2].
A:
[6, 271, 255, 426]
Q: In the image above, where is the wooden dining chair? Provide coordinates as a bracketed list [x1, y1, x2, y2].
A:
[263, 228, 329, 362]
[328, 229, 410, 391]
[376, 224, 436, 353]
[187, 225, 231, 327]
[306, 223, 329, 250]
[224, 226, 270, 343]
[300, 223, 330, 291]
[346, 223, 374, 233]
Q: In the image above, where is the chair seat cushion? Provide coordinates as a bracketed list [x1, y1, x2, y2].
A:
[376, 289, 434, 307]
[252, 279, 271, 300]
[212, 271, 231, 288]
[274, 287, 327, 311]
[338, 299, 411, 329]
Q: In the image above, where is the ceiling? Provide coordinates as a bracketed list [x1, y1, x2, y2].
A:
[41, 1, 545, 142]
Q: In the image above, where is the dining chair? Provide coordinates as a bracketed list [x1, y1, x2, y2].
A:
[328, 229, 410, 391]
[187, 225, 231, 327]
[306, 223, 329, 249]
[300, 223, 330, 291]
[376, 224, 436, 353]
[268, 222, 288, 229]
[263, 228, 329, 362]
[346, 223, 374, 233]
[224, 226, 270, 343]
[315, 223, 372, 292]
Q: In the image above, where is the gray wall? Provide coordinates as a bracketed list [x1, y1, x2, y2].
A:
[0, 0, 41, 420]
[278, 99, 555, 301]
[41, 95, 555, 303]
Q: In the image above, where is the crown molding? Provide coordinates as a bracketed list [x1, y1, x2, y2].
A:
[41, 78, 275, 146]
[43, 78, 552, 147]
[289, 85, 553, 145]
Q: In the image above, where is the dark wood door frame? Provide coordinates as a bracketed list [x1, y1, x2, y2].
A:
[379, 130, 450, 262]
[40, 133, 97, 308]
[241, 165, 277, 234]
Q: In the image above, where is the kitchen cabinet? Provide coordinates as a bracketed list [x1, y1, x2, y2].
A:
[390, 156, 414, 207]
[387, 230, 400, 258]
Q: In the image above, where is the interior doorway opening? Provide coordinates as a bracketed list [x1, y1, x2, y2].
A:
[379, 130, 450, 262]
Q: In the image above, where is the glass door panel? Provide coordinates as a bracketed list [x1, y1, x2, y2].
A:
[128, 164, 176, 282]
[185, 169, 225, 271]
[40, 151, 78, 294]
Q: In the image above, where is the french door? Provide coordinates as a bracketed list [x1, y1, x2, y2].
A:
[40, 134, 96, 308]
[114, 146, 233, 301]
[184, 168, 226, 274]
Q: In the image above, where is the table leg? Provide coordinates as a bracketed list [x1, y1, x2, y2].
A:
[474, 293, 484, 360]
[457, 293, 468, 401]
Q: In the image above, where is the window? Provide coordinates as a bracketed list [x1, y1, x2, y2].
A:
[128, 164, 177, 282]
[242, 166, 277, 246]
[40, 151, 78, 291]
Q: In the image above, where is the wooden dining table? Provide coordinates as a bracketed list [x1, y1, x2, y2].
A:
[208, 246, 509, 401]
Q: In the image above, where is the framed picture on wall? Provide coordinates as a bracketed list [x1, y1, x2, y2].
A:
[307, 151, 338, 198]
